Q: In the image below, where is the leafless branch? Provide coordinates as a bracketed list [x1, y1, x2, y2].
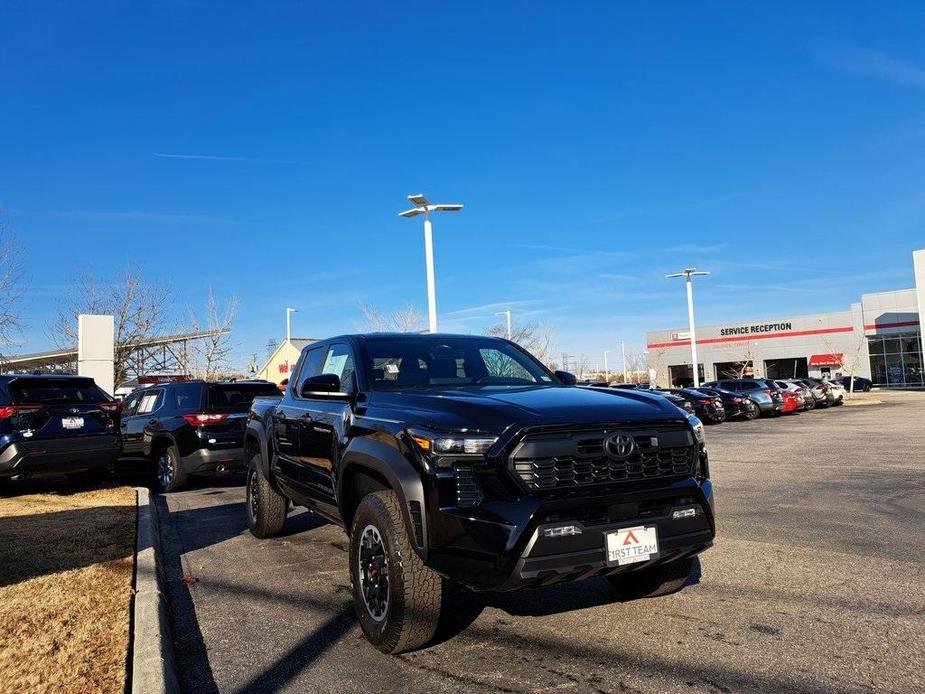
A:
[0, 218, 25, 350]
[48, 269, 171, 384]
[187, 289, 238, 381]
[358, 303, 426, 333]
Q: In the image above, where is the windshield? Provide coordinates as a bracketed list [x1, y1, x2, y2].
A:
[363, 337, 555, 391]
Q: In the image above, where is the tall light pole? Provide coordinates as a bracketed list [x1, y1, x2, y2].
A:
[603, 350, 610, 383]
[399, 193, 464, 333]
[286, 307, 297, 345]
[666, 268, 710, 387]
[495, 310, 512, 340]
[621, 339, 629, 384]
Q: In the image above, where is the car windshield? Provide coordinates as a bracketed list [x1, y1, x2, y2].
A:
[363, 337, 555, 391]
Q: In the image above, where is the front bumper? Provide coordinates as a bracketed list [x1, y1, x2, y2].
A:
[0, 436, 121, 478]
[426, 475, 715, 591]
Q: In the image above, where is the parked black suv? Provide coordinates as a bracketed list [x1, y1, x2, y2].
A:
[0, 374, 120, 486]
[119, 379, 281, 492]
[244, 334, 715, 653]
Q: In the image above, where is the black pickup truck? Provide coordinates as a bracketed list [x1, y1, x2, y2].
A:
[245, 333, 715, 653]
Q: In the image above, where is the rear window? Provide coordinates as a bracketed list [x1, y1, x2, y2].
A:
[10, 378, 109, 404]
[207, 383, 280, 410]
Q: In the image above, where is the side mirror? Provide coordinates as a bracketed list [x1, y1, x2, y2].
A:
[555, 370, 577, 386]
[300, 373, 343, 397]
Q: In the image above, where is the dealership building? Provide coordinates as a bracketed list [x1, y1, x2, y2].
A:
[646, 250, 925, 388]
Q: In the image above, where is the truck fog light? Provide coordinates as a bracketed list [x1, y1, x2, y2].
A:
[542, 525, 583, 538]
[672, 507, 699, 519]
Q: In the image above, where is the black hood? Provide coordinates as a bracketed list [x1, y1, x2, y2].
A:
[366, 385, 689, 434]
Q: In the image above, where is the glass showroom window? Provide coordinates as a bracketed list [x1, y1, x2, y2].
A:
[868, 333, 924, 386]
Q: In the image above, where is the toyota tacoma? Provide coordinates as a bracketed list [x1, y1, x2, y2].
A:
[244, 333, 715, 653]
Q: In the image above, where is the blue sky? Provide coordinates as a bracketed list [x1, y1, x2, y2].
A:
[2, 2, 924, 371]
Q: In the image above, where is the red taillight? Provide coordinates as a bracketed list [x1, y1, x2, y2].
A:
[98, 401, 121, 413]
[698, 399, 712, 405]
[732, 397, 743, 402]
[0, 404, 44, 420]
[183, 413, 230, 426]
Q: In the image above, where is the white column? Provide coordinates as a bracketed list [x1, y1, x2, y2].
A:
[78, 314, 115, 396]
[424, 215, 438, 333]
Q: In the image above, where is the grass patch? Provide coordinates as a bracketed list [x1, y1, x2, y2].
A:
[0, 486, 136, 694]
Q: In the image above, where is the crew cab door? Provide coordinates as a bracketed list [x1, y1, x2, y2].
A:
[271, 346, 325, 505]
[291, 342, 356, 519]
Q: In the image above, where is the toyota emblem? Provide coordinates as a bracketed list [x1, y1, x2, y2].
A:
[69, 407, 80, 414]
[604, 432, 636, 460]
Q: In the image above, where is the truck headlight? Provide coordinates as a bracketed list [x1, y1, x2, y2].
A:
[688, 415, 705, 444]
[407, 427, 498, 467]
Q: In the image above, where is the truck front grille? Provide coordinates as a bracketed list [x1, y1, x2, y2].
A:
[510, 427, 695, 493]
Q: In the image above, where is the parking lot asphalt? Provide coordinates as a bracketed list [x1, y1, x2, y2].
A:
[155, 391, 925, 694]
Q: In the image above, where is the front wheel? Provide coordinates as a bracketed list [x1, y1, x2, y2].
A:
[349, 490, 442, 654]
[607, 557, 694, 599]
[246, 453, 288, 538]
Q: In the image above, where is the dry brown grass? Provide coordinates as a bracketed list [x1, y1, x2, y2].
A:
[0, 486, 136, 694]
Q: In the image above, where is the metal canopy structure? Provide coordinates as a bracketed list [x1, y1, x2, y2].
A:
[0, 328, 229, 376]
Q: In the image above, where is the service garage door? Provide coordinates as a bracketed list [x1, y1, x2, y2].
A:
[764, 357, 808, 379]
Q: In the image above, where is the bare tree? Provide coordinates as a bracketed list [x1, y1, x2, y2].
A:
[359, 303, 426, 333]
[486, 320, 556, 366]
[623, 348, 648, 384]
[188, 289, 238, 381]
[820, 333, 865, 397]
[49, 270, 171, 384]
[0, 219, 24, 352]
[721, 344, 757, 379]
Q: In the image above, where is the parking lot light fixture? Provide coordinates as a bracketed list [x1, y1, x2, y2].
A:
[665, 268, 710, 388]
[399, 193, 464, 333]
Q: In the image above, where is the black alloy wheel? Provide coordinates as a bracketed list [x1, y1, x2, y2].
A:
[358, 525, 390, 622]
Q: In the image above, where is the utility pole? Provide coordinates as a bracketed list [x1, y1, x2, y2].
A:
[666, 268, 710, 387]
[603, 350, 610, 383]
[399, 193, 464, 333]
[496, 310, 512, 340]
[621, 340, 629, 384]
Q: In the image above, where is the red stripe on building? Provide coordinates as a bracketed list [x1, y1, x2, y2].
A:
[862, 320, 919, 330]
[646, 326, 854, 350]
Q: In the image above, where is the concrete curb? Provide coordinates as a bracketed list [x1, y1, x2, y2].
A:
[843, 399, 883, 407]
[132, 487, 180, 694]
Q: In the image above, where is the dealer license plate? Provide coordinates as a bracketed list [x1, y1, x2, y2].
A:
[62, 416, 84, 430]
[605, 525, 659, 566]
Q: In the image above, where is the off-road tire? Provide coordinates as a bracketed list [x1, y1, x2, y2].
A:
[607, 556, 694, 599]
[349, 490, 442, 654]
[155, 444, 187, 493]
[246, 452, 287, 538]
